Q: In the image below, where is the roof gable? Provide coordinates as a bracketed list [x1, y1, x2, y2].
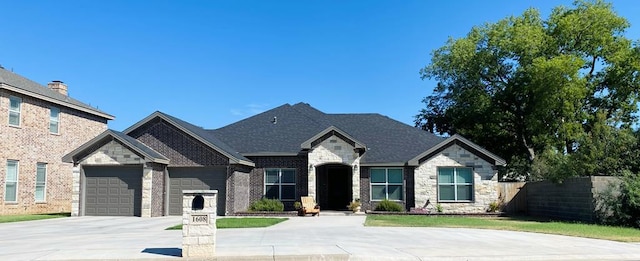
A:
[62, 130, 169, 164]
[123, 111, 254, 167]
[408, 134, 507, 166]
[301, 126, 366, 151]
[0, 68, 114, 120]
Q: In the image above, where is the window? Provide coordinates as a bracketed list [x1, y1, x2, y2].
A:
[264, 169, 295, 201]
[5, 160, 18, 202]
[8, 96, 21, 126]
[35, 163, 47, 202]
[49, 107, 60, 134]
[438, 167, 473, 202]
[370, 168, 403, 200]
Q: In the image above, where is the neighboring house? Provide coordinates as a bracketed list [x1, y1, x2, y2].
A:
[63, 103, 505, 217]
[0, 67, 114, 215]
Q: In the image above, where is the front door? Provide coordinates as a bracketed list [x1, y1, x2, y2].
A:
[316, 164, 352, 210]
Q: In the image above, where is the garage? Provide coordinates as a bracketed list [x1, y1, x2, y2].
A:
[168, 167, 227, 216]
[83, 166, 142, 216]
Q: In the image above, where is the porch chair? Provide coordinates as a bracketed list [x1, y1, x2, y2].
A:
[300, 196, 320, 216]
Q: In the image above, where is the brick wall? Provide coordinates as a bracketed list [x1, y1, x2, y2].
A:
[227, 164, 251, 214]
[247, 156, 308, 211]
[150, 163, 165, 217]
[129, 120, 228, 166]
[359, 166, 414, 211]
[0, 89, 108, 214]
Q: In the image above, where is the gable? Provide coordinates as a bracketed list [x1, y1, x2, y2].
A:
[301, 126, 365, 152]
[128, 118, 231, 167]
[80, 140, 145, 165]
[409, 134, 506, 166]
[124, 111, 253, 166]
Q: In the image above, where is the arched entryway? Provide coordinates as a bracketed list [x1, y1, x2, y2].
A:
[316, 164, 352, 210]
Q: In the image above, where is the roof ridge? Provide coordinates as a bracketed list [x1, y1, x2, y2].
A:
[0, 67, 113, 119]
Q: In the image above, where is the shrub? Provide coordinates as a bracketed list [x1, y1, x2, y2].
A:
[374, 199, 404, 212]
[435, 203, 443, 213]
[597, 171, 640, 228]
[249, 198, 284, 212]
[487, 201, 501, 212]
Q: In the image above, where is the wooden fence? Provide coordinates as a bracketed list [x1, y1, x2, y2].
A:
[498, 182, 527, 214]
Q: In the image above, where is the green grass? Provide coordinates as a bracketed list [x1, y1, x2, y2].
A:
[0, 213, 70, 223]
[166, 217, 288, 230]
[365, 215, 640, 242]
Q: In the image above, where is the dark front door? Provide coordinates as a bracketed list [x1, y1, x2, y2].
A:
[317, 165, 352, 210]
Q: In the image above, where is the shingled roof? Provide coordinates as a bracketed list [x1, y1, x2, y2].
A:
[0, 67, 113, 119]
[212, 103, 445, 164]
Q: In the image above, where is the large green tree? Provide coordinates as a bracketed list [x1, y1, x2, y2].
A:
[416, 0, 640, 180]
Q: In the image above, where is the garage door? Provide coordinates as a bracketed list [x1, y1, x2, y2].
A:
[168, 167, 226, 216]
[84, 166, 142, 216]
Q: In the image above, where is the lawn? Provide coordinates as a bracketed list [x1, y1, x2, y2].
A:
[0, 213, 70, 223]
[166, 217, 288, 230]
[365, 215, 640, 242]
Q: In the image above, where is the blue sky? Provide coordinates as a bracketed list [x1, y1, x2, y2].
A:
[2, 1, 639, 131]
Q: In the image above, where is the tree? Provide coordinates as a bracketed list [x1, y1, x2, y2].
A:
[416, 0, 640, 180]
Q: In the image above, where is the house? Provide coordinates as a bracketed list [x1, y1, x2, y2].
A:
[63, 103, 505, 217]
[0, 67, 114, 215]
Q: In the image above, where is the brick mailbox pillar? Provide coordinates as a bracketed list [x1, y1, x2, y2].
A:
[182, 190, 217, 258]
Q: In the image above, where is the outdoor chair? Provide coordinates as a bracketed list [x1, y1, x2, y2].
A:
[300, 196, 320, 216]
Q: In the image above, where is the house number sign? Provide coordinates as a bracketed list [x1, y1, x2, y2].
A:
[190, 214, 209, 225]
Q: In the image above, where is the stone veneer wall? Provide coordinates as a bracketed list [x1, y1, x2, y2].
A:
[307, 135, 360, 200]
[247, 156, 308, 210]
[414, 144, 498, 213]
[0, 88, 107, 215]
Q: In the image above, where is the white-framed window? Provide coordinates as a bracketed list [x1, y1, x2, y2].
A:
[49, 107, 60, 134]
[5, 160, 19, 202]
[8, 96, 21, 126]
[370, 168, 403, 200]
[35, 163, 47, 202]
[264, 168, 296, 201]
[438, 167, 474, 202]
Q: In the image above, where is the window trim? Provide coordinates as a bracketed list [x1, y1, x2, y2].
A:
[35, 163, 47, 202]
[264, 168, 296, 201]
[8, 96, 22, 127]
[370, 168, 404, 201]
[49, 107, 60, 134]
[437, 167, 474, 202]
[5, 160, 19, 203]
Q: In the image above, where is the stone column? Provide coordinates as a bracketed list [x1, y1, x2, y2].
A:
[71, 165, 81, 217]
[141, 165, 153, 217]
[182, 190, 217, 258]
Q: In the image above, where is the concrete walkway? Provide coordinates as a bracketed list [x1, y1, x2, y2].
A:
[1, 215, 639, 260]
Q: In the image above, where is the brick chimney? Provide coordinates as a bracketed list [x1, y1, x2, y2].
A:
[48, 80, 68, 96]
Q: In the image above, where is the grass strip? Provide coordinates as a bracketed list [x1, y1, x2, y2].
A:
[0, 213, 70, 223]
[166, 217, 288, 230]
[365, 215, 640, 242]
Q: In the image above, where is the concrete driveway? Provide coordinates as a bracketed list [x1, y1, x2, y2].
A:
[1, 215, 639, 260]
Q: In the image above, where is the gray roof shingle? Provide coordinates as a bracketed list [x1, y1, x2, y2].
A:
[212, 102, 445, 164]
[0, 67, 113, 119]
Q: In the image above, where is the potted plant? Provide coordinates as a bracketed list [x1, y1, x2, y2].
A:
[347, 199, 361, 213]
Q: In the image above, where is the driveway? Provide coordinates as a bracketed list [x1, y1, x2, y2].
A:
[1, 215, 639, 260]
